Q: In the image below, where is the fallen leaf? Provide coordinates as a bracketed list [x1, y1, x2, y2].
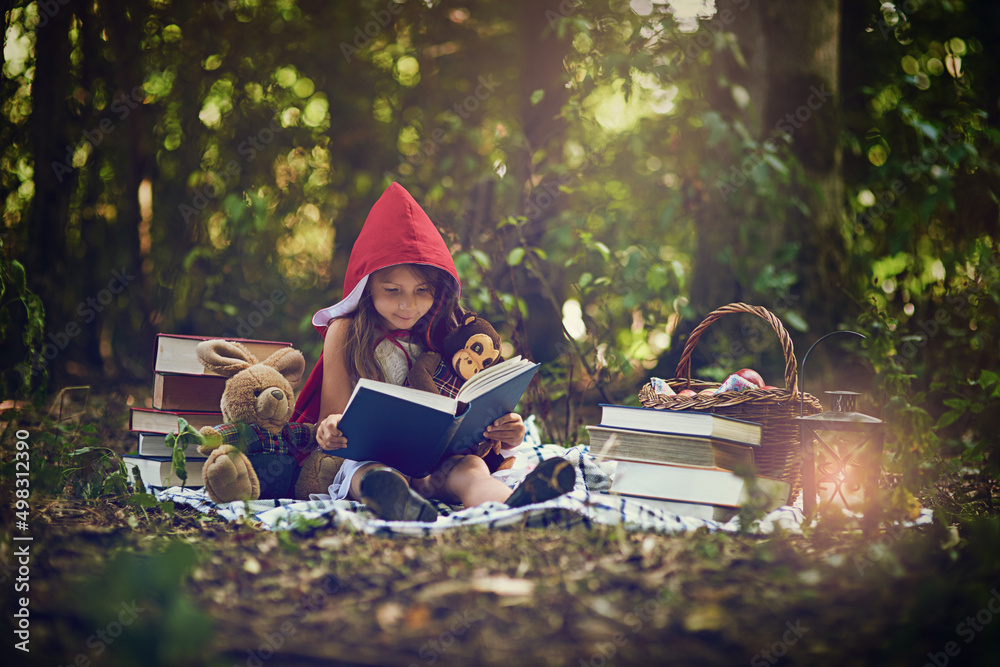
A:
[470, 576, 535, 597]
[257, 535, 278, 554]
[587, 596, 618, 619]
[414, 580, 472, 601]
[404, 603, 431, 630]
[683, 603, 726, 632]
[375, 601, 405, 630]
[316, 535, 348, 550]
[243, 556, 262, 575]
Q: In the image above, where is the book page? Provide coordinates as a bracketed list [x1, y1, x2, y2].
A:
[456, 356, 530, 402]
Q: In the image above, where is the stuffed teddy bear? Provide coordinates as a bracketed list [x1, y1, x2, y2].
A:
[194, 340, 342, 503]
[407, 313, 516, 472]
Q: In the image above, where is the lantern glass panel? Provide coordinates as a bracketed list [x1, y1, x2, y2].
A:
[797, 391, 884, 522]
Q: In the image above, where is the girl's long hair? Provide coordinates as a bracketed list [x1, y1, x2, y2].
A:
[336, 264, 461, 383]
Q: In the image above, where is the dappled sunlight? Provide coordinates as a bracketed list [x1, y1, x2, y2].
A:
[274, 205, 335, 290]
[585, 74, 677, 133]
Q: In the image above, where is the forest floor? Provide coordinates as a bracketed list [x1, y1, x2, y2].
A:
[4, 391, 1000, 667]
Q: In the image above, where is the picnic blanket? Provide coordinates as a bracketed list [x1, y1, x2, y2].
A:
[157, 417, 933, 536]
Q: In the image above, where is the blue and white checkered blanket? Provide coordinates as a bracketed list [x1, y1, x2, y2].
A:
[156, 418, 931, 536]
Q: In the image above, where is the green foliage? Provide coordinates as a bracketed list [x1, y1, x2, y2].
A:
[843, 1, 1000, 504]
[0, 236, 46, 401]
[164, 416, 210, 486]
[63, 423, 134, 499]
[65, 540, 215, 666]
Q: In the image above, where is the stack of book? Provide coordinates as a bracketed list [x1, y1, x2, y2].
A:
[123, 334, 291, 491]
[589, 404, 789, 522]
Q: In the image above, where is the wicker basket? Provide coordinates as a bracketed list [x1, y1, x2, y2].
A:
[638, 302, 823, 502]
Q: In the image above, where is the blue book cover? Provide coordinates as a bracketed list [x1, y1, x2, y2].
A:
[333, 358, 539, 477]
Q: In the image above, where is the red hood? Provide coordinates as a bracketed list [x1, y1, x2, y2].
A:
[311, 182, 460, 336]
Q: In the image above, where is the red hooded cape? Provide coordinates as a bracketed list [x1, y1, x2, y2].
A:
[291, 183, 460, 428]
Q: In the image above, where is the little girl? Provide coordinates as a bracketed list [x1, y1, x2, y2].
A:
[293, 183, 574, 521]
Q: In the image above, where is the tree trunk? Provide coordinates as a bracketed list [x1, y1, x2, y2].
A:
[26, 0, 74, 301]
[686, 0, 845, 347]
[495, 0, 574, 364]
[760, 0, 844, 336]
[99, 0, 156, 378]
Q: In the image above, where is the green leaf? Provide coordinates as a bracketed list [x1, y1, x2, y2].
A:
[11, 260, 27, 293]
[647, 264, 669, 291]
[530, 89, 545, 105]
[782, 310, 809, 332]
[172, 444, 188, 483]
[130, 464, 146, 494]
[471, 249, 491, 269]
[935, 411, 961, 429]
[914, 121, 939, 141]
[507, 247, 525, 266]
[129, 493, 160, 508]
[977, 369, 999, 391]
[764, 154, 789, 175]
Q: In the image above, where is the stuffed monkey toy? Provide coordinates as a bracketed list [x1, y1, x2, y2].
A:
[408, 313, 516, 472]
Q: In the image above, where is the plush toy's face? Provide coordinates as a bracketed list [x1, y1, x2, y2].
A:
[197, 341, 306, 436]
[451, 332, 501, 381]
[222, 366, 296, 434]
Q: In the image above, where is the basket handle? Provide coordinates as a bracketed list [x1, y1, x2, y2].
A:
[674, 302, 800, 394]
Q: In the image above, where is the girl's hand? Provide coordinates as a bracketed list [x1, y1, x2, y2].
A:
[484, 413, 525, 449]
[317, 414, 348, 451]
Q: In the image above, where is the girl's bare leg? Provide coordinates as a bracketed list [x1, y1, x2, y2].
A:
[412, 455, 512, 507]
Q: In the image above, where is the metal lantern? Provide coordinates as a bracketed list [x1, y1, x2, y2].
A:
[796, 331, 885, 531]
[797, 391, 884, 529]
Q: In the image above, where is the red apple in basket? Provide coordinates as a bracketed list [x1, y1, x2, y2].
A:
[735, 368, 765, 388]
[678, 389, 698, 397]
[761, 385, 778, 390]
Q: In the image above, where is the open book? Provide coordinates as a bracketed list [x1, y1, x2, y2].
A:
[333, 356, 540, 477]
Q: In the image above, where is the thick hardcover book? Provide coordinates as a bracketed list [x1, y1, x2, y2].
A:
[617, 494, 739, 523]
[610, 460, 790, 509]
[122, 455, 205, 489]
[153, 333, 291, 376]
[129, 407, 222, 434]
[152, 373, 226, 412]
[334, 357, 540, 478]
[586, 425, 754, 471]
[598, 404, 762, 445]
[135, 433, 207, 460]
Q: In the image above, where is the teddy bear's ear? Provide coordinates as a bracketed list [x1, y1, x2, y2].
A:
[196, 340, 258, 377]
[262, 348, 306, 387]
[462, 313, 477, 326]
